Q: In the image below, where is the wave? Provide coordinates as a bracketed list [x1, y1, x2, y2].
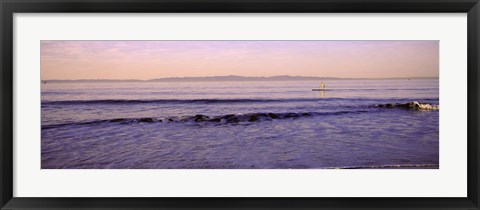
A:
[41, 98, 439, 105]
[42, 100, 439, 130]
[374, 101, 439, 110]
[42, 110, 370, 129]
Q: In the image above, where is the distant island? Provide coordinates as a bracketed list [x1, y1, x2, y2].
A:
[43, 75, 439, 83]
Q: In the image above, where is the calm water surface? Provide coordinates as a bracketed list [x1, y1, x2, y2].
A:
[41, 79, 439, 169]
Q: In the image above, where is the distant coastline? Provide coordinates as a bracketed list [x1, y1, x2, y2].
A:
[42, 75, 439, 83]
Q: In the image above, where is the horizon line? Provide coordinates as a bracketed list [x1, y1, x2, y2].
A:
[42, 75, 439, 81]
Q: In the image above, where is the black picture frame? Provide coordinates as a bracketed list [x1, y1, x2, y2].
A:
[1, 0, 479, 209]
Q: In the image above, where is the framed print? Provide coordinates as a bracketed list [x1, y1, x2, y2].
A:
[1, 0, 479, 209]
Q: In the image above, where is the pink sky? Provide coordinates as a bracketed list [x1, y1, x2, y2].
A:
[41, 41, 438, 80]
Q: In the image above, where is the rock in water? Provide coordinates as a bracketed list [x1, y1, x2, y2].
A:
[223, 114, 239, 123]
[193, 114, 209, 122]
[397, 101, 421, 109]
[248, 115, 259, 122]
[138, 118, 154, 123]
[267, 113, 279, 119]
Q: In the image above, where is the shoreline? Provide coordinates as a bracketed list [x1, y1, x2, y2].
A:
[331, 164, 439, 169]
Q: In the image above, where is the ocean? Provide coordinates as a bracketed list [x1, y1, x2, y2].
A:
[41, 79, 439, 169]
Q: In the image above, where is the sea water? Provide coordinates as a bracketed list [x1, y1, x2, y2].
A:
[41, 79, 439, 169]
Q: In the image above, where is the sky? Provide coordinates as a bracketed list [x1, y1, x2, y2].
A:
[41, 40, 439, 80]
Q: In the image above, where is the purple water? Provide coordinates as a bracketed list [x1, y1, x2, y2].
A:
[41, 79, 439, 169]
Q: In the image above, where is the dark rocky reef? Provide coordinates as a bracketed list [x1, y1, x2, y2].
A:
[138, 118, 155, 123]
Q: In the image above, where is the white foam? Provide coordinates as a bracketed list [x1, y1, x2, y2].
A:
[418, 103, 439, 110]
